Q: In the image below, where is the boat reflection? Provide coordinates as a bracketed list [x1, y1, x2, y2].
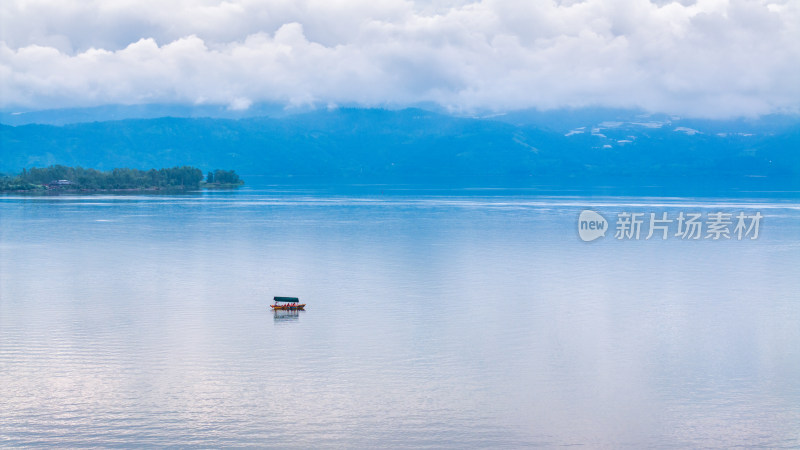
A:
[273, 309, 301, 322]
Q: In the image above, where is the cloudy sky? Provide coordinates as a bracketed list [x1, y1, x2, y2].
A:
[1, 0, 798, 117]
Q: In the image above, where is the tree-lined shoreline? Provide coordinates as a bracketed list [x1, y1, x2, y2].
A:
[0, 165, 243, 192]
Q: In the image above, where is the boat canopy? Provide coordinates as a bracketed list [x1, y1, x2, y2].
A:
[274, 296, 300, 302]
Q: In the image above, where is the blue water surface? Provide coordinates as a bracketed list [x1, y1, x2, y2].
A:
[1, 186, 799, 447]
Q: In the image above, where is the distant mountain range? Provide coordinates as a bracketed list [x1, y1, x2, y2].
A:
[2, 106, 798, 187]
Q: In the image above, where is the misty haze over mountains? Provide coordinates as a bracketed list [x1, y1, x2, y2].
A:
[1, 106, 798, 188]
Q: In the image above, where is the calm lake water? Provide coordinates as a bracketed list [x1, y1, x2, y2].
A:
[1, 186, 799, 447]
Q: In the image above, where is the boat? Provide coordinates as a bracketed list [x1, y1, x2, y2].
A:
[270, 296, 306, 310]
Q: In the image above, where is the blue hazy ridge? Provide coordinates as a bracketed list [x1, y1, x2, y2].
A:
[1, 107, 798, 187]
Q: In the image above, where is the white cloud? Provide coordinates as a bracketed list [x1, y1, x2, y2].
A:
[1, 0, 799, 117]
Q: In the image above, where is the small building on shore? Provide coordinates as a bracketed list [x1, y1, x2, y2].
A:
[47, 179, 73, 188]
